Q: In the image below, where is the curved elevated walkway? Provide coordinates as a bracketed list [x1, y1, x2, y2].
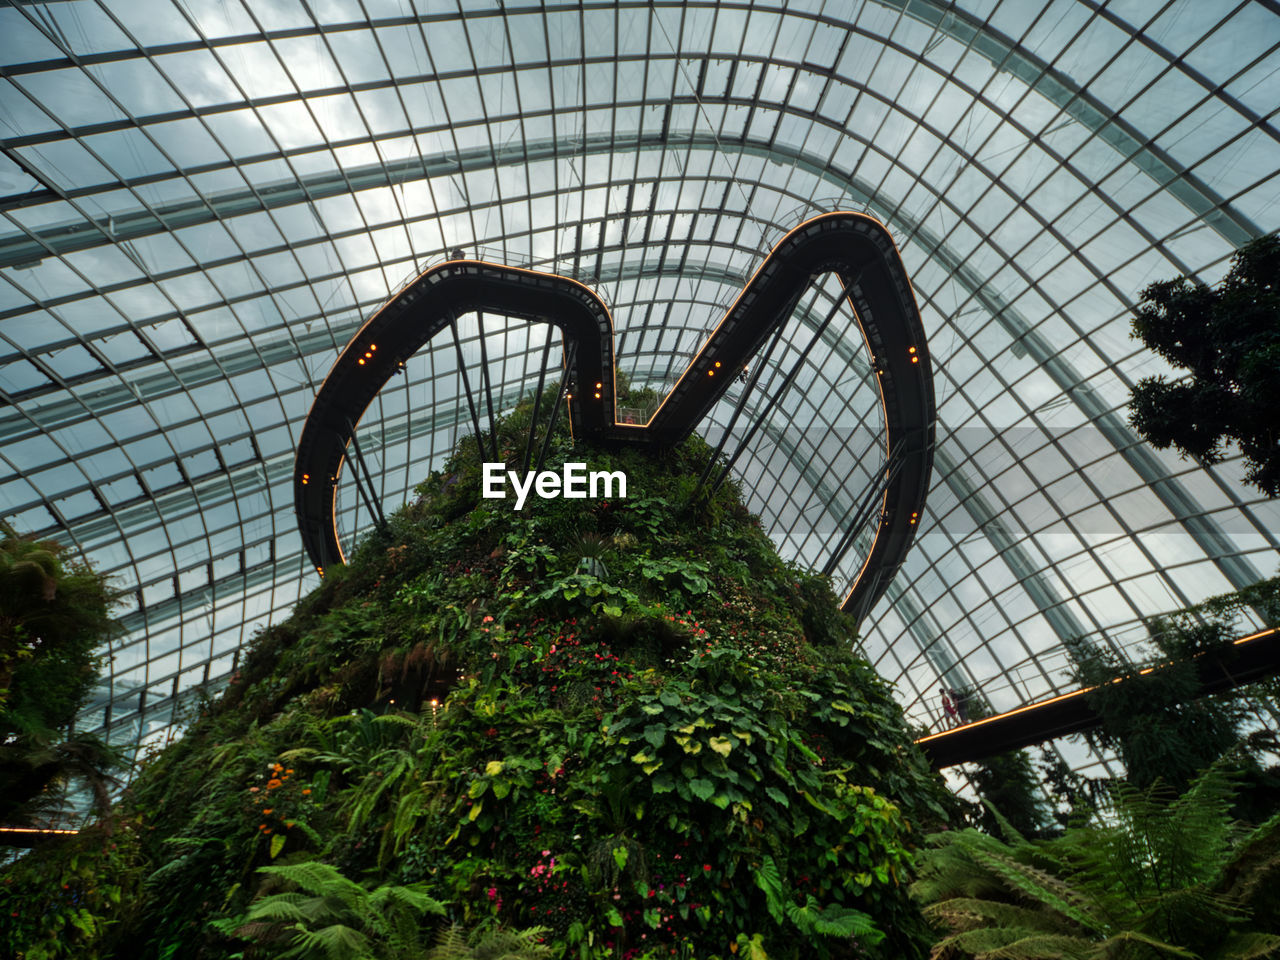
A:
[295, 211, 935, 617]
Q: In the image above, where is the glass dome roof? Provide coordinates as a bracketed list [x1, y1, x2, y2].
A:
[1, 0, 1277, 771]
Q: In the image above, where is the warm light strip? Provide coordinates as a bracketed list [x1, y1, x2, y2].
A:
[0, 827, 80, 837]
[913, 626, 1279, 746]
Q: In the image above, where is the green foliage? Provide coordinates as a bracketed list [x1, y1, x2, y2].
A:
[424, 922, 552, 959]
[966, 748, 1055, 841]
[1128, 233, 1280, 496]
[1067, 576, 1280, 803]
[2, 397, 949, 959]
[912, 764, 1280, 960]
[0, 815, 146, 959]
[0, 522, 124, 825]
[955, 694, 1057, 840]
[212, 859, 445, 959]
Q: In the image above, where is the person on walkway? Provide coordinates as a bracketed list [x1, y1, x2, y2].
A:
[940, 686, 958, 728]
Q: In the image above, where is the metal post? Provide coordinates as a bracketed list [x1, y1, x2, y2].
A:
[450, 316, 488, 464]
[345, 418, 387, 530]
[533, 340, 578, 477]
[476, 310, 500, 463]
[523, 325, 556, 474]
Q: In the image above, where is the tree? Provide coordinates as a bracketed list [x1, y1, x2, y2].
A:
[958, 692, 1056, 840]
[1066, 576, 1280, 812]
[0, 522, 123, 825]
[965, 747, 1054, 840]
[1128, 233, 1280, 496]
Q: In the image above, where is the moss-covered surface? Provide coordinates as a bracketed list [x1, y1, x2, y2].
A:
[2, 395, 951, 960]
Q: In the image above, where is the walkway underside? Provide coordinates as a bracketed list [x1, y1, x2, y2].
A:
[916, 628, 1280, 768]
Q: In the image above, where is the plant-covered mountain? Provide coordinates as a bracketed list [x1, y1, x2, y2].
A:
[1, 390, 951, 960]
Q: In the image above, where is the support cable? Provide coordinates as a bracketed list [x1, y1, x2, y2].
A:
[710, 274, 860, 494]
[693, 303, 794, 496]
[820, 438, 908, 579]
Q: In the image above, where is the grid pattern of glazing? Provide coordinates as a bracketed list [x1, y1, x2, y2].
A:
[1, 0, 1278, 766]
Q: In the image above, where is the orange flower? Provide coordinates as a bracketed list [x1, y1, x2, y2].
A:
[302, 788, 311, 795]
[266, 778, 282, 789]
[262, 809, 273, 815]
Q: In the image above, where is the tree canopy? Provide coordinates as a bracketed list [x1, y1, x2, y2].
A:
[1128, 233, 1280, 496]
[0, 522, 122, 824]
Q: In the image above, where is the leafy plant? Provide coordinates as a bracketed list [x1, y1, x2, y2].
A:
[1066, 575, 1280, 807]
[423, 922, 552, 959]
[1128, 233, 1280, 496]
[212, 859, 445, 959]
[0, 522, 124, 826]
[912, 763, 1280, 959]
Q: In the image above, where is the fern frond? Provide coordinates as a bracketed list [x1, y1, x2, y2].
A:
[364, 882, 445, 918]
[983, 801, 1029, 846]
[970, 848, 1103, 934]
[935, 925, 1092, 959]
[373, 712, 422, 730]
[1093, 929, 1198, 958]
[428, 922, 471, 958]
[468, 924, 552, 959]
[1214, 932, 1280, 960]
[809, 903, 884, 943]
[289, 922, 373, 960]
[985, 932, 1096, 959]
[229, 918, 295, 943]
[242, 893, 311, 924]
[922, 897, 1082, 935]
[278, 747, 320, 762]
[256, 861, 365, 900]
[1217, 812, 1280, 911]
[424, 922, 552, 959]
